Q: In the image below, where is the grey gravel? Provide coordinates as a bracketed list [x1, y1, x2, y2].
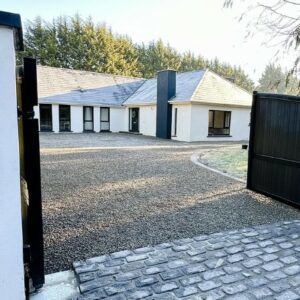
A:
[40, 133, 300, 273]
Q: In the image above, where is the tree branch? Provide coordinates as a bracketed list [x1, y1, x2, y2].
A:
[283, 0, 300, 5]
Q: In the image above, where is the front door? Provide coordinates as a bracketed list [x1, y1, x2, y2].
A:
[129, 108, 139, 133]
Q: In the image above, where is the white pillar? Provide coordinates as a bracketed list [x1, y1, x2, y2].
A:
[52, 104, 59, 132]
[94, 106, 100, 132]
[0, 26, 25, 299]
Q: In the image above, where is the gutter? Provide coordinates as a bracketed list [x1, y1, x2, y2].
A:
[39, 100, 125, 108]
[123, 101, 156, 107]
[168, 100, 251, 108]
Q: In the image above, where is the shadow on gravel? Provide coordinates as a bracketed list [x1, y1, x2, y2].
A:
[44, 188, 300, 273]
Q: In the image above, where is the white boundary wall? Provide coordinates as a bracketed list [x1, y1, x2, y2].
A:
[0, 27, 25, 299]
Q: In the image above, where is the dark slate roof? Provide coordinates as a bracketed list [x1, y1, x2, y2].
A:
[40, 81, 145, 106]
[38, 67, 251, 107]
[124, 71, 206, 105]
[38, 66, 145, 106]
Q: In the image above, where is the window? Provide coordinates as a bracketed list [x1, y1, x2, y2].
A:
[83, 106, 94, 131]
[59, 105, 71, 132]
[208, 110, 231, 136]
[100, 107, 110, 132]
[173, 108, 178, 137]
[39, 104, 52, 131]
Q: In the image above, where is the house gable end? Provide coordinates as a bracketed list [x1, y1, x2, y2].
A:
[191, 70, 252, 107]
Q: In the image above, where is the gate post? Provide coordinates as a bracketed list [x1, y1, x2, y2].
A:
[247, 91, 258, 189]
[0, 11, 25, 299]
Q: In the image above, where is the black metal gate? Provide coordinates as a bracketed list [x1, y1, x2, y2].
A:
[18, 57, 44, 294]
[247, 91, 300, 207]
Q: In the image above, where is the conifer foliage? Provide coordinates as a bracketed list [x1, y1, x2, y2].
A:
[20, 15, 254, 91]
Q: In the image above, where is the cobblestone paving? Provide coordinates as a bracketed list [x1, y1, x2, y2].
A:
[72, 220, 300, 300]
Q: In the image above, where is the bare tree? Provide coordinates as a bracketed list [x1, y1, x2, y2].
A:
[224, 0, 300, 92]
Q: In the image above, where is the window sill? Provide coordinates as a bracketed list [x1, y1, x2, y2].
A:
[207, 135, 232, 138]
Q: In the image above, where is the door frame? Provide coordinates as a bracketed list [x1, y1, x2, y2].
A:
[129, 107, 139, 133]
[100, 107, 110, 132]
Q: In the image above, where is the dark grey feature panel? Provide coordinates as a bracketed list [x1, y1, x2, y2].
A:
[156, 70, 176, 139]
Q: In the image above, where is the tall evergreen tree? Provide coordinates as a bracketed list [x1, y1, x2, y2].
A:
[20, 15, 140, 76]
[258, 64, 299, 95]
[19, 15, 255, 91]
[136, 39, 181, 78]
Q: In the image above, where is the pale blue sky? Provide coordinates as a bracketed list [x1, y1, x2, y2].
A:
[1, 0, 296, 82]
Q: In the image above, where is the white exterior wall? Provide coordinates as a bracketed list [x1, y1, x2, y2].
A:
[0, 27, 25, 299]
[123, 106, 156, 136]
[189, 104, 250, 142]
[110, 107, 126, 132]
[38, 105, 126, 133]
[52, 104, 59, 133]
[229, 107, 251, 141]
[93, 107, 100, 132]
[124, 107, 130, 131]
[71, 106, 83, 133]
[139, 106, 156, 136]
[171, 105, 192, 142]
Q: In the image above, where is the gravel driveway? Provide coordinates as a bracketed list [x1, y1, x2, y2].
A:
[40, 133, 300, 274]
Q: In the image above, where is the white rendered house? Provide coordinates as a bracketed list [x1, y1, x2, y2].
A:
[36, 66, 252, 142]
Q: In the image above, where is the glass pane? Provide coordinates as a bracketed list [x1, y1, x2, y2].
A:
[101, 108, 109, 121]
[84, 107, 93, 121]
[84, 122, 93, 131]
[208, 111, 213, 128]
[101, 122, 110, 131]
[214, 111, 225, 128]
[59, 105, 71, 131]
[40, 104, 52, 131]
[225, 112, 231, 128]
